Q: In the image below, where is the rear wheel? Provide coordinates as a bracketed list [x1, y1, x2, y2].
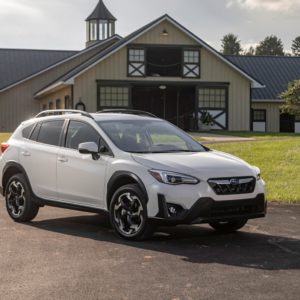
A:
[209, 219, 248, 233]
[5, 174, 39, 222]
[109, 184, 153, 241]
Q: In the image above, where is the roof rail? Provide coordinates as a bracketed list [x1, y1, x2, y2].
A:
[35, 110, 94, 119]
[98, 109, 157, 118]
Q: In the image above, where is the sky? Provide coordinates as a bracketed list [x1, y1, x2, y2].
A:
[0, 0, 299, 52]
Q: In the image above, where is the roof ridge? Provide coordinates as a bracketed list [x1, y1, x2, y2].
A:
[226, 54, 300, 58]
[0, 48, 78, 52]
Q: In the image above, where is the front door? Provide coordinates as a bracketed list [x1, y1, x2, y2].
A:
[280, 113, 295, 133]
[57, 120, 108, 207]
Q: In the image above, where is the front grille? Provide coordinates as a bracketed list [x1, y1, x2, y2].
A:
[208, 177, 256, 195]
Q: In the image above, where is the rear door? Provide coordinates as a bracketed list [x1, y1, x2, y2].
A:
[20, 120, 65, 200]
[57, 120, 109, 207]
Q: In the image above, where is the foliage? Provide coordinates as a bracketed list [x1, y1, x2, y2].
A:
[200, 111, 215, 126]
[243, 46, 255, 56]
[280, 80, 300, 117]
[255, 35, 285, 56]
[221, 34, 243, 55]
[291, 36, 300, 56]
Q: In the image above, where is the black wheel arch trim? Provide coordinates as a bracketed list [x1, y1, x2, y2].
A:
[106, 171, 149, 207]
[2, 161, 44, 206]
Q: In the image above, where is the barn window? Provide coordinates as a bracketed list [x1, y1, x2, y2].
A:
[56, 99, 62, 109]
[128, 48, 145, 77]
[99, 86, 129, 107]
[198, 88, 226, 108]
[253, 110, 266, 122]
[183, 50, 200, 78]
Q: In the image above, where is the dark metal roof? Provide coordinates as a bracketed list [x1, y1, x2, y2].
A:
[86, 0, 116, 21]
[0, 49, 77, 90]
[226, 55, 300, 100]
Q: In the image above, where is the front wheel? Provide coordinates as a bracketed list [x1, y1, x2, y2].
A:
[109, 184, 153, 241]
[209, 219, 248, 233]
[5, 174, 39, 222]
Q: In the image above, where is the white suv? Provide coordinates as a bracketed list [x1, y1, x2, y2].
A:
[0, 110, 267, 240]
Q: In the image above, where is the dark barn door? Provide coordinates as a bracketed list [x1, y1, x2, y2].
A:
[131, 85, 195, 130]
[280, 113, 295, 133]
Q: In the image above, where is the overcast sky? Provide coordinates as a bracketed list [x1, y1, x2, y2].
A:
[0, 0, 299, 52]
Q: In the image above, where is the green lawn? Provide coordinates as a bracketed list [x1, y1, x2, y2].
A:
[208, 138, 300, 204]
[200, 130, 300, 140]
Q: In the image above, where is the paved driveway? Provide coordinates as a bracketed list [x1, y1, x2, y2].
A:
[0, 197, 299, 300]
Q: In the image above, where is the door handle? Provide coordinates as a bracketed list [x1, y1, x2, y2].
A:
[21, 150, 31, 157]
[58, 156, 68, 163]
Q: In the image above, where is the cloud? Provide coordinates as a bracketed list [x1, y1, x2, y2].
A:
[0, 0, 41, 17]
[226, 0, 300, 11]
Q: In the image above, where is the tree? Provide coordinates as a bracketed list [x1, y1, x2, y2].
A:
[291, 36, 300, 56]
[281, 80, 300, 117]
[243, 46, 255, 56]
[221, 34, 243, 55]
[255, 35, 285, 56]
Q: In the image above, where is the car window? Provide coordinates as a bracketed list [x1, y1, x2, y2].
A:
[98, 119, 206, 153]
[29, 123, 41, 141]
[37, 120, 64, 146]
[65, 121, 101, 150]
[22, 123, 35, 139]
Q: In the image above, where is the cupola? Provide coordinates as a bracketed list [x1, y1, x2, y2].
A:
[86, 0, 117, 47]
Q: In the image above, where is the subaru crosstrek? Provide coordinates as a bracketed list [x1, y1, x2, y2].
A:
[0, 109, 267, 240]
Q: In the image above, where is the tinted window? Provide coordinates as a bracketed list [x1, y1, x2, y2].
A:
[37, 120, 64, 146]
[30, 123, 41, 141]
[66, 121, 100, 150]
[22, 123, 35, 139]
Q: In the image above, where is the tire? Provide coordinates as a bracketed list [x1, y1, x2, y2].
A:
[5, 174, 39, 222]
[109, 184, 153, 241]
[209, 219, 248, 233]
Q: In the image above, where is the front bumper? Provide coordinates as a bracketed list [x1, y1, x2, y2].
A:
[150, 193, 267, 225]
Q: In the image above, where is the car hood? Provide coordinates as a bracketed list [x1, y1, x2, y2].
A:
[132, 150, 256, 180]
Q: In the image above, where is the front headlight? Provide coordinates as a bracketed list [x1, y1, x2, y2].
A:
[253, 166, 261, 181]
[149, 169, 200, 185]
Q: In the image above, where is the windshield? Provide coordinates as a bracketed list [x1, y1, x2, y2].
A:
[97, 119, 207, 153]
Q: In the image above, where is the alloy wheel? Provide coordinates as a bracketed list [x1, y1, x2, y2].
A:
[7, 180, 26, 218]
[113, 192, 144, 236]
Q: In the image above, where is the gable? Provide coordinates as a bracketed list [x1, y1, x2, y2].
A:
[133, 20, 197, 45]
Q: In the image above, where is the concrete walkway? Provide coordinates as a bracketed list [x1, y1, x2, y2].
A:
[191, 132, 255, 144]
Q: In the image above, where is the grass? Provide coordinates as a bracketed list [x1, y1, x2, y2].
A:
[0, 133, 11, 143]
[208, 138, 300, 204]
[199, 130, 300, 140]
[1, 132, 299, 203]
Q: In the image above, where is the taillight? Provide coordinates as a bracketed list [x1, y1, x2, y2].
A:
[0, 143, 9, 154]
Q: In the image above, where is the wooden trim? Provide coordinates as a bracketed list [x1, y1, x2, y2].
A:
[130, 43, 202, 49]
[96, 79, 230, 86]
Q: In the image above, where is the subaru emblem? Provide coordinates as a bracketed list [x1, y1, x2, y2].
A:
[230, 178, 239, 185]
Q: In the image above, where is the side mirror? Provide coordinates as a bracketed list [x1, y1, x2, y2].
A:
[78, 142, 100, 160]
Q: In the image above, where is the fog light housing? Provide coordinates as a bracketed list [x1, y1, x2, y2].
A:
[167, 203, 184, 217]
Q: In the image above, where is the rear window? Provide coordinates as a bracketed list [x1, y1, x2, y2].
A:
[37, 120, 64, 146]
[22, 123, 35, 139]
